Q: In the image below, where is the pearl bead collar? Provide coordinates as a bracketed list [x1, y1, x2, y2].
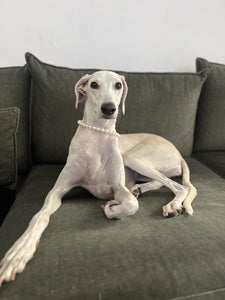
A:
[77, 120, 120, 138]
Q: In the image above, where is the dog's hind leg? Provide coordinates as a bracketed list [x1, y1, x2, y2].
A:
[123, 154, 189, 217]
[131, 180, 164, 198]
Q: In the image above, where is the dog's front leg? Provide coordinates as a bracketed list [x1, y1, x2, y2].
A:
[0, 161, 82, 285]
[103, 185, 139, 219]
[100, 146, 139, 220]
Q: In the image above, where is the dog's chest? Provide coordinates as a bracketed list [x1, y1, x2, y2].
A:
[80, 150, 114, 200]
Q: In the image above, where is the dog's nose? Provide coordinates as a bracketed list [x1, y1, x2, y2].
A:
[101, 102, 116, 116]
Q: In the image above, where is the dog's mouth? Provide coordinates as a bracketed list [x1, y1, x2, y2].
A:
[100, 114, 117, 120]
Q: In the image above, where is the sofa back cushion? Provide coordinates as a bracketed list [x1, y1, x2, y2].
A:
[0, 66, 31, 173]
[26, 53, 98, 164]
[117, 71, 208, 157]
[0, 107, 20, 189]
[194, 58, 225, 151]
[26, 53, 208, 163]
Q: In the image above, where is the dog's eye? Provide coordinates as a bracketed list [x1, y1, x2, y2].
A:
[115, 82, 122, 89]
[90, 82, 99, 89]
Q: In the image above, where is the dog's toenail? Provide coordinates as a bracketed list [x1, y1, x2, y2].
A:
[167, 212, 175, 218]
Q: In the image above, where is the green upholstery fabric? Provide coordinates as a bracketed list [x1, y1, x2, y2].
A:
[25, 53, 98, 164]
[194, 58, 225, 152]
[0, 107, 20, 189]
[26, 53, 208, 161]
[0, 66, 31, 173]
[117, 71, 208, 158]
[1, 158, 225, 299]
[193, 151, 225, 178]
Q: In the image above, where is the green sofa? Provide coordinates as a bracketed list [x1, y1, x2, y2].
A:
[0, 53, 225, 300]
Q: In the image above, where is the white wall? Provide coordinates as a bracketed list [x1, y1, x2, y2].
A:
[1, 0, 225, 71]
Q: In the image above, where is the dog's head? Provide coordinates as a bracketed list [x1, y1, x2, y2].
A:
[75, 71, 128, 119]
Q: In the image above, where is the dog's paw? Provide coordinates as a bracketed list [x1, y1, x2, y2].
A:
[130, 185, 142, 198]
[162, 201, 183, 218]
[0, 236, 39, 286]
[102, 200, 122, 219]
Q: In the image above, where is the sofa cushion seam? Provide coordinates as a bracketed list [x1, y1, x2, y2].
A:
[170, 286, 225, 299]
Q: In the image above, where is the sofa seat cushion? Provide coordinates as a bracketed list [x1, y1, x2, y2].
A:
[1, 159, 225, 299]
[193, 151, 225, 178]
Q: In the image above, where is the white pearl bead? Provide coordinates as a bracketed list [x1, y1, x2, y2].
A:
[77, 120, 120, 138]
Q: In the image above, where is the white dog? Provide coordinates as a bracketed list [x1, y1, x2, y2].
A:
[0, 71, 196, 285]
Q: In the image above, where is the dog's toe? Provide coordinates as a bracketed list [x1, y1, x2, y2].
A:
[167, 209, 182, 218]
[163, 201, 183, 218]
[131, 186, 142, 198]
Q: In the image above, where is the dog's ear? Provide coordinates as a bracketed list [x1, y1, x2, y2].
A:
[120, 75, 128, 115]
[75, 74, 90, 109]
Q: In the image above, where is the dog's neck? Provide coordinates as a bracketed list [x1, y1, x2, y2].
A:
[77, 120, 120, 138]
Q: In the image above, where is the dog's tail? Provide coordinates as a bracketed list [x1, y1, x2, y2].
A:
[181, 158, 197, 215]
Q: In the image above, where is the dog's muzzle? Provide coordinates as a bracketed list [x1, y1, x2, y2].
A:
[101, 102, 116, 118]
